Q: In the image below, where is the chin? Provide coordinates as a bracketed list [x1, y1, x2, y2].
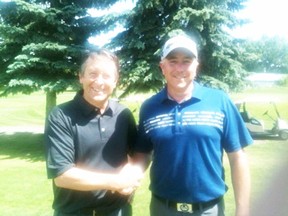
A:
[92, 95, 107, 101]
[175, 83, 188, 88]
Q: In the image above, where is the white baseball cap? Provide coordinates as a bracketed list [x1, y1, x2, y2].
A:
[161, 35, 198, 60]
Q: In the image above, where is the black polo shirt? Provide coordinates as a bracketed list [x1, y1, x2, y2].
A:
[44, 91, 137, 213]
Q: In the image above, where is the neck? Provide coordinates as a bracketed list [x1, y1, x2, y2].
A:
[167, 84, 194, 103]
[96, 101, 108, 114]
[83, 95, 109, 114]
[168, 91, 192, 103]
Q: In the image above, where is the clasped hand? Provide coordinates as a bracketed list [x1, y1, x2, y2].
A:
[114, 163, 144, 195]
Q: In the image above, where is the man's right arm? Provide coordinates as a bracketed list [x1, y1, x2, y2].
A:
[54, 164, 143, 195]
[130, 152, 152, 171]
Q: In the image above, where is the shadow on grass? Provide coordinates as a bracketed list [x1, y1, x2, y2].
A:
[0, 132, 45, 162]
[251, 134, 286, 141]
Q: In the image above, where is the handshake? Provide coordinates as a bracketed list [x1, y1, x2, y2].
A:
[113, 163, 144, 195]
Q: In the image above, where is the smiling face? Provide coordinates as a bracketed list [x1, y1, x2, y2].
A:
[159, 48, 199, 98]
[79, 53, 118, 109]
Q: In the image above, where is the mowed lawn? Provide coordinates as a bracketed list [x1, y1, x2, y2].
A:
[0, 87, 287, 215]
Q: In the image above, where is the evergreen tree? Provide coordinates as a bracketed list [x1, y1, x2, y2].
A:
[0, 0, 120, 115]
[109, 0, 248, 95]
[0, 0, 252, 117]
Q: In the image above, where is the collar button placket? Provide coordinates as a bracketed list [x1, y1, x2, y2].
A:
[175, 105, 182, 133]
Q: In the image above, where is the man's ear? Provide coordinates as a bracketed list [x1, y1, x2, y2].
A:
[159, 61, 165, 75]
[79, 73, 83, 84]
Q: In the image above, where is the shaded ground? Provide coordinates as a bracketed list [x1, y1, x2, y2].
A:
[0, 130, 45, 162]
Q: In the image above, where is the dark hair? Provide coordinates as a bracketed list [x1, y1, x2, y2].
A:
[79, 48, 120, 76]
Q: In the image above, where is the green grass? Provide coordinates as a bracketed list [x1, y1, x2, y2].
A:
[0, 133, 53, 216]
[230, 86, 288, 123]
[0, 91, 77, 127]
[0, 87, 288, 215]
[1, 133, 287, 215]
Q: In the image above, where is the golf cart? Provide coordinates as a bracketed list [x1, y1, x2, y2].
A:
[236, 101, 288, 140]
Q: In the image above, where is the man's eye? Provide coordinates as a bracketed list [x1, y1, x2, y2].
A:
[169, 60, 177, 64]
[184, 60, 192, 64]
[102, 74, 111, 79]
[89, 73, 98, 79]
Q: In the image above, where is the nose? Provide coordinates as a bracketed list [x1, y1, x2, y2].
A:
[92, 75, 104, 84]
[175, 62, 185, 73]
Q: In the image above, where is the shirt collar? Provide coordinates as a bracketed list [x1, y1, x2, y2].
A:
[192, 82, 204, 100]
[159, 81, 203, 104]
[74, 90, 114, 117]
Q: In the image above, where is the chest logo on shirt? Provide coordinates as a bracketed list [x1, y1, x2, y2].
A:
[143, 111, 224, 133]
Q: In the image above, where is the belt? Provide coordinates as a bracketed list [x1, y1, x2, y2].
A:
[153, 194, 222, 213]
[54, 209, 105, 216]
[79, 207, 121, 216]
[78, 203, 131, 216]
[55, 208, 118, 216]
[78, 208, 114, 216]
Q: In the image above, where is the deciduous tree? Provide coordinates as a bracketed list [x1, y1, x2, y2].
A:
[239, 36, 288, 73]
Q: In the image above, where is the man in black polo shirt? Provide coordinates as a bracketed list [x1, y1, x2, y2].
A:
[45, 49, 143, 216]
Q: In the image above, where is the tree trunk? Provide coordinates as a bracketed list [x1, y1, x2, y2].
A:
[46, 91, 57, 118]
